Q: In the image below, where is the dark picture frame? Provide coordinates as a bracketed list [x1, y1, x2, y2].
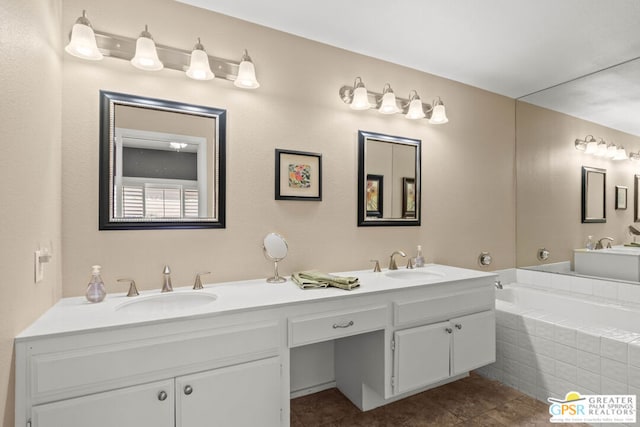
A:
[615, 185, 628, 210]
[366, 174, 384, 217]
[275, 149, 322, 201]
[402, 177, 416, 218]
[581, 166, 606, 223]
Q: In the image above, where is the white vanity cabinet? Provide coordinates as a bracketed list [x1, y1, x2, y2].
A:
[391, 288, 495, 395]
[16, 318, 284, 427]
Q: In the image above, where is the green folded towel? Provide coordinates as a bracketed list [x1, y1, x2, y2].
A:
[625, 242, 640, 247]
[292, 270, 360, 291]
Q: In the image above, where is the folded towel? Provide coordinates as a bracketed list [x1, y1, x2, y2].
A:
[625, 242, 640, 247]
[292, 270, 360, 291]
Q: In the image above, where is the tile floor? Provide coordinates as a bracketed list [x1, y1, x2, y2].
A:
[290, 372, 588, 426]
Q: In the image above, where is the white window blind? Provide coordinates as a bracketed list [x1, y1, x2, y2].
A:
[184, 189, 199, 217]
[121, 185, 198, 219]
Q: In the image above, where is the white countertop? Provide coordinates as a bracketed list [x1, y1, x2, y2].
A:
[17, 264, 496, 340]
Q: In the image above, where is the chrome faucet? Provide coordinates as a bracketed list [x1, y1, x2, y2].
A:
[389, 251, 406, 270]
[595, 237, 614, 250]
[162, 265, 173, 292]
[495, 280, 503, 290]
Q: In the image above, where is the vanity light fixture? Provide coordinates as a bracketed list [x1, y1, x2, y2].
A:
[595, 139, 608, 157]
[233, 50, 260, 89]
[65, 10, 103, 60]
[405, 90, 426, 119]
[574, 135, 631, 162]
[64, 11, 260, 89]
[629, 151, 640, 161]
[379, 84, 401, 114]
[339, 78, 448, 123]
[186, 38, 214, 81]
[606, 143, 618, 159]
[613, 146, 628, 161]
[130, 25, 163, 71]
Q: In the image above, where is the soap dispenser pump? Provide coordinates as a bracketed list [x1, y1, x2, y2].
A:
[86, 265, 106, 303]
[415, 245, 425, 268]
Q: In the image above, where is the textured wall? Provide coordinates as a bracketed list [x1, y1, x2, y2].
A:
[516, 101, 640, 267]
[61, 0, 516, 296]
[0, 0, 62, 424]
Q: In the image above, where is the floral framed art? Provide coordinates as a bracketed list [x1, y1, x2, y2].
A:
[402, 177, 416, 218]
[275, 149, 322, 201]
[366, 174, 384, 217]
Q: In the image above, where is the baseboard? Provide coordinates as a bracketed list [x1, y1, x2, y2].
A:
[290, 381, 337, 399]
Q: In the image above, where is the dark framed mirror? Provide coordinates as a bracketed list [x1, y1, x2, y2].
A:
[357, 130, 421, 226]
[634, 175, 640, 222]
[99, 91, 226, 230]
[581, 166, 606, 223]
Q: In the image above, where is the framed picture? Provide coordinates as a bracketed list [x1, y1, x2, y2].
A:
[275, 149, 322, 201]
[366, 174, 384, 217]
[616, 185, 628, 210]
[402, 177, 416, 218]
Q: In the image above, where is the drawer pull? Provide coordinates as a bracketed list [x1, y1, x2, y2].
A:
[332, 320, 354, 329]
[158, 391, 168, 401]
[445, 327, 453, 334]
[455, 323, 462, 330]
[184, 385, 193, 395]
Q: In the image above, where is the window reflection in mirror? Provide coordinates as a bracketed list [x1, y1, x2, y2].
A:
[99, 91, 226, 230]
[358, 131, 421, 226]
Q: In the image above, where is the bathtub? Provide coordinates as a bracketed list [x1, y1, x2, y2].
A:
[476, 280, 640, 407]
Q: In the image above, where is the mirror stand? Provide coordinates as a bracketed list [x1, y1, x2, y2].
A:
[267, 259, 287, 284]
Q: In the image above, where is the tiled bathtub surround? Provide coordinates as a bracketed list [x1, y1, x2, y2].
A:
[477, 269, 640, 411]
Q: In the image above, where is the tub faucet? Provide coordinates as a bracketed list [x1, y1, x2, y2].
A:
[595, 237, 614, 250]
[389, 251, 406, 270]
[162, 265, 173, 292]
[495, 280, 503, 289]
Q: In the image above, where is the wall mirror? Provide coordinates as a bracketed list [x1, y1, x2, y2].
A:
[581, 166, 606, 223]
[99, 91, 226, 230]
[357, 130, 421, 226]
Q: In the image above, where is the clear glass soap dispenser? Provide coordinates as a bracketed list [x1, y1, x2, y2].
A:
[86, 265, 106, 303]
[585, 235, 595, 251]
[415, 245, 425, 268]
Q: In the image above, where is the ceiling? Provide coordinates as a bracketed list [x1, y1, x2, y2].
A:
[178, 0, 640, 135]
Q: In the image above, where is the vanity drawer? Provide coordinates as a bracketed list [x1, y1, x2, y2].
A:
[394, 288, 494, 327]
[288, 305, 387, 347]
[28, 321, 280, 404]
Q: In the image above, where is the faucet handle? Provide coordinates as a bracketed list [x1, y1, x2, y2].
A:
[369, 260, 381, 273]
[193, 272, 211, 290]
[117, 278, 139, 297]
[406, 257, 414, 269]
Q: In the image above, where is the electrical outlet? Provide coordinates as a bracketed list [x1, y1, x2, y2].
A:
[34, 250, 44, 283]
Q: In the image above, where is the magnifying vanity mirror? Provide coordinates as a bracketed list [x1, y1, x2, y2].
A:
[357, 130, 421, 226]
[99, 91, 226, 230]
[263, 233, 288, 283]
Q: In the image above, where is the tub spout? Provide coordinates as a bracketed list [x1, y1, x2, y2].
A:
[494, 280, 503, 289]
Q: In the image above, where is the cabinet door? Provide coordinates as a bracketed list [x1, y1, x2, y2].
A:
[393, 321, 451, 395]
[31, 380, 174, 427]
[451, 310, 495, 375]
[176, 357, 281, 427]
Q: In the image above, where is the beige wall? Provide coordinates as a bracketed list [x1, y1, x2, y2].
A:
[0, 0, 62, 424]
[61, 0, 516, 296]
[516, 101, 640, 267]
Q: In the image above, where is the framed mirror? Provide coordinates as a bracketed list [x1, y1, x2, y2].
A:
[635, 175, 640, 222]
[581, 166, 606, 223]
[615, 185, 628, 210]
[99, 91, 226, 230]
[357, 130, 421, 226]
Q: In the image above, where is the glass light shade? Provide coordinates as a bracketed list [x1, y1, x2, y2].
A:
[379, 91, 400, 114]
[406, 98, 426, 119]
[606, 144, 618, 158]
[350, 86, 370, 110]
[429, 104, 449, 124]
[595, 141, 608, 157]
[65, 22, 103, 60]
[186, 49, 214, 80]
[131, 36, 163, 71]
[234, 60, 260, 89]
[585, 140, 598, 154]
[614, 147, 628, 160]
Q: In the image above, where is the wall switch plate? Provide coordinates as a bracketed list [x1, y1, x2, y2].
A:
[34, 250, 44, 283]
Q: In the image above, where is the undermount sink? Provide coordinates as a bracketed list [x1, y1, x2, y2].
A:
[115, 291, 218, 315]
[384, 269, 445, 281]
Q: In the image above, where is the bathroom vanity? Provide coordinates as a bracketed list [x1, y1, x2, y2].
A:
[15, 265, 495, 427]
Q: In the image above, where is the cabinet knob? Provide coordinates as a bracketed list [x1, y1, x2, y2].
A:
[445, 327, 453, 334]
[455, 323, 462, 330]
[158, 391, 168, 401]
[184, 385, 193, 395]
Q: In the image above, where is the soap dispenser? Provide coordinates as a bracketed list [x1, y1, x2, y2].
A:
[415, 245, 425, 268]
[86, 265, 106, 303]
[585, 235, 595, 251]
